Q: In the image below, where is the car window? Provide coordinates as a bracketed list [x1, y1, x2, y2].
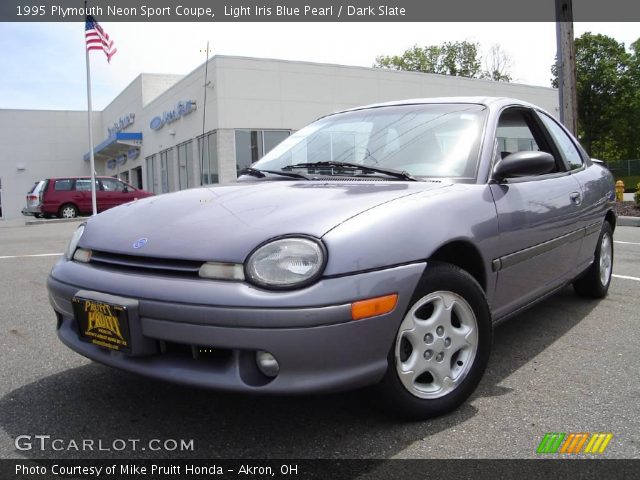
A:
[101, 178, 124, 192]
[75, 179, 99, 191]
[537, 113, 584, 170]
[496, 108, 559, 173]
[28, 181, 44, 194]
[496, 110, 540, 156]
[54, 179, 73, 191]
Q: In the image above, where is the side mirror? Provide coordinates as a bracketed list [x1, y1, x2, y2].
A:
[492, 151, 555, 181]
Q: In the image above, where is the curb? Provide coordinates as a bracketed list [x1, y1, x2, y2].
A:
[618, 216, 640, 227]
[25, 217, 85, 226]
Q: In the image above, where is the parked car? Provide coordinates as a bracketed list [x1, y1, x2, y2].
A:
[34, 176, 153, 218]
[22, 180, 46, 217]
[47, 98, 615, 419]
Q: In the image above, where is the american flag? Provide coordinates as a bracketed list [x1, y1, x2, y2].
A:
[85, 15, 117, 62]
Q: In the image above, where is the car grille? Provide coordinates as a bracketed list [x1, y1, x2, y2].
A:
[88, 250, 203, 276]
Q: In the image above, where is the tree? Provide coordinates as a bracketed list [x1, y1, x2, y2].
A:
[482, 44, 513, 82]
[374, 41, 486, 79]
[551, 32, 639, 161]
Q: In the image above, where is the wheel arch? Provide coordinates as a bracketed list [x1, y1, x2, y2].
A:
[428, 240, 487, 292]
[605, 209, 616, 232]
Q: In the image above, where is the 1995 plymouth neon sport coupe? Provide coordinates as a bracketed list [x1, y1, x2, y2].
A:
[47, 97, 615, 419]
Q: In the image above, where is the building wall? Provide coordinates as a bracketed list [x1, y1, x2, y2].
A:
[214, 56, 559, 131]
[0, 110, 101, 219]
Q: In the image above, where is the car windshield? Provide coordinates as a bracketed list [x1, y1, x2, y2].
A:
[252, 103, 487, 179]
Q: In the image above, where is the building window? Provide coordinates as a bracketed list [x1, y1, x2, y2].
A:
[198, 131, 218, 185]
[145, 155, 157, 193]
[159, 148, 175, 193]
[235, 130, 290, 173]
[177, 141, 194, 189]
[264, 130, 291, 154]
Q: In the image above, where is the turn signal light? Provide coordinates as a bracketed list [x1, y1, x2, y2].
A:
[351, 294, 398, 321]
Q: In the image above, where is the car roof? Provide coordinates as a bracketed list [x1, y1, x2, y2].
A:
[46, 176, 117, 180]
[329, 96, 540, 116]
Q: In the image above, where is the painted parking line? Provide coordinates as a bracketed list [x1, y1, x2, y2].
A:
[0, 253, 62, 260]
[612, 274, 640, 282]
[614, 241, 640, 246]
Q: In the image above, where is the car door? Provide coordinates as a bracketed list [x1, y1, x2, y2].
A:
[73, 178, 97, 214]
[535, 111, 603, 269]
[489, 107, 584, 318]
[99, 178, 131, 210]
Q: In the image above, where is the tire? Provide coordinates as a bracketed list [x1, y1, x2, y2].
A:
[573, 222, 613, 298]
[34, 214, 43, 219]
[373, 262, 492, 420]
[58, 203, 79, 219]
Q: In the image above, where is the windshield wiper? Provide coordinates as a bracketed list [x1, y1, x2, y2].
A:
[238, 166, 309, 180]
[282, 161, 417, 181]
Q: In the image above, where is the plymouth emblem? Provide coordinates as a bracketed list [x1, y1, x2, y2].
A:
[133, 238, 148, 249]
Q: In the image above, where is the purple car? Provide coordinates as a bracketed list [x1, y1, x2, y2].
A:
[47, 97, 615, 419]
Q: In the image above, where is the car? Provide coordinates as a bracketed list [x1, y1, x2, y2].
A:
[22, 180, 46, 217]
[38, 176, 153, 219]
[47, 97, 615, 419]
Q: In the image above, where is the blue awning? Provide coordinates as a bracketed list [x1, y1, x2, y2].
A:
[84, 132, 143, 161]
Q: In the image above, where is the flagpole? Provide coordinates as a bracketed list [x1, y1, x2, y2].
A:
[84, 7, 98, 216]
[200, 40, 210, 185]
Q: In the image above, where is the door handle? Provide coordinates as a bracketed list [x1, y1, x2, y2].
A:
[570, 192, 582, 205]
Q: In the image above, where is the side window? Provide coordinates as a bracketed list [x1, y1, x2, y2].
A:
[495, 108, 558, 174]
[75, 179, 97, 191]
[496, 109, 540, 158]
[101, 178, 122, 192]
[537, 113, 584, 170]
[54, 179, 73, 191]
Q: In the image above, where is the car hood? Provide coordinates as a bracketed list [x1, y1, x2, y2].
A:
[80, 180, 449, 262]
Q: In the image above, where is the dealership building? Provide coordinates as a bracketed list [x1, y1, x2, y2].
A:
[0, 55, 559, 220]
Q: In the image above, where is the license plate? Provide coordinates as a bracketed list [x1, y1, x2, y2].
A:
[72, 297, 132, 353]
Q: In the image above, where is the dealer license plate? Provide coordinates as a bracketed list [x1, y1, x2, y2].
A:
[72, 297, 132, 353]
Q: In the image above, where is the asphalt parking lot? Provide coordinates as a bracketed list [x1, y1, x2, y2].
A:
[0, 220, 638, 460]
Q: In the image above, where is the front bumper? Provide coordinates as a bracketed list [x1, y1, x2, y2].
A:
[48, 260, 425, 394]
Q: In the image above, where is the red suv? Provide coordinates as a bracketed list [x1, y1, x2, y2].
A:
[39, 177, 153, 218]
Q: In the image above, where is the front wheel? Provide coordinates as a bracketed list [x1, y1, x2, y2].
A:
[374, 263, 492, 420]
[573, 222, 613, 298]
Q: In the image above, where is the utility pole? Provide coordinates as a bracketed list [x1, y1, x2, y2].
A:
[555, 0, 578, 135]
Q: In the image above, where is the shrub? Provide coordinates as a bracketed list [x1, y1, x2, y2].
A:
[635, 182, 640, 206]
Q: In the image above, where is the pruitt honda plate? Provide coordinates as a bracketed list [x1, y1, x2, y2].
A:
[47, 97, 616, 419]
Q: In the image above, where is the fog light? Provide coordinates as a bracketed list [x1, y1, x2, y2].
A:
[256, 350, 279, 378]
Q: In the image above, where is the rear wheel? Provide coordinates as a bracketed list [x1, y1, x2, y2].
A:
[58, 203, 78, 219]
[374, 263, 492, 420]
[573, 222, 613, 298]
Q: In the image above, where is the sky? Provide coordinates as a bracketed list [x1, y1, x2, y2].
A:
[0, 21, 638, 111]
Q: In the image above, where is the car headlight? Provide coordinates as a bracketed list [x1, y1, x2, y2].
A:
[65, 225, 85, 260]
[245, 237, 326, 289]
